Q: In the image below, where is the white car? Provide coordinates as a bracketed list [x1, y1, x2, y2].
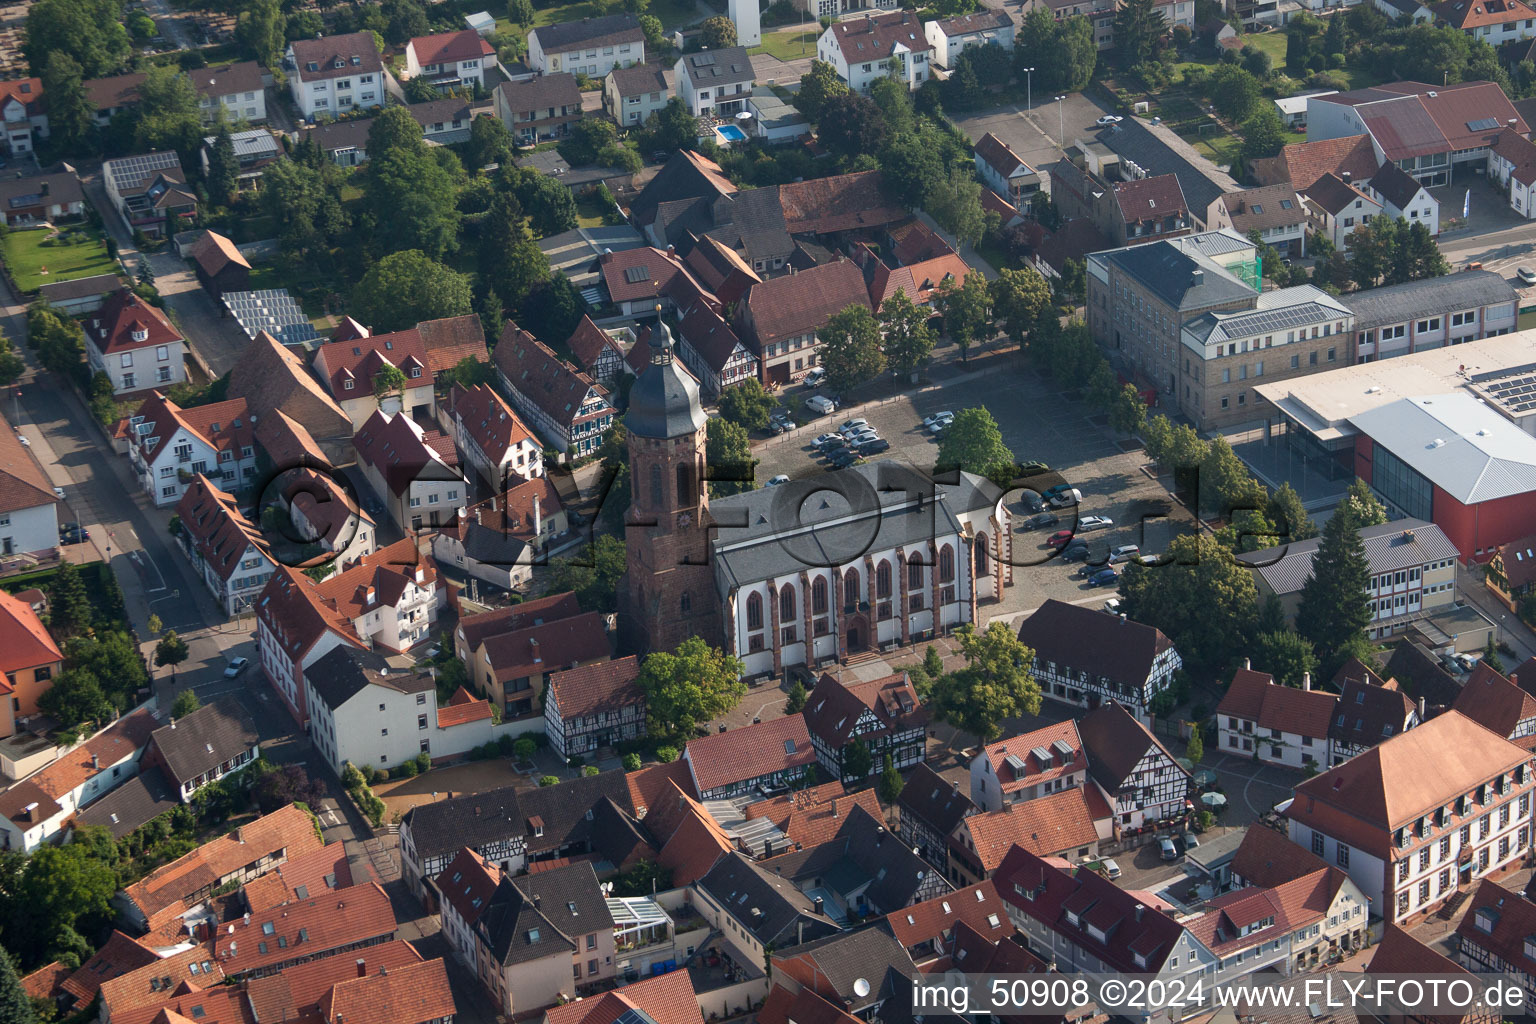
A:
[1078, 515, 1113, 530]
[1519, 266, 1536, 285]
[805, 395, 836, 415]
[848, 429, 880, 446]
[813, 433, 842, 448]
[766, 475, 790, 487]
[1048, 488, 1083, 509]
[1103, 597, 1123, 614]
[804, 367, 827, 386]
[1108, 544, 1141, 564]
[839, 418, 870, 436]
[224, 657, 250, 679]
[924, 411, 955, 433]
[1096, 114, 1124, 125]
[16, 435, 28, 447]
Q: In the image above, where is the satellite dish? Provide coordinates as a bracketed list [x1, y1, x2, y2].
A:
[853, 978, 871, 999]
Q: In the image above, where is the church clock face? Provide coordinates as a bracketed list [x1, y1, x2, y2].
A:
[677, 511, 693, 528]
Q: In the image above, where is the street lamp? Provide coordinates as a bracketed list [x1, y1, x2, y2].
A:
[1021, 67, 1035, 110]
[1054, 96, 1067, 148]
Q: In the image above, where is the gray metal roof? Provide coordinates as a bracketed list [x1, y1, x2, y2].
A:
[625, 320, 705, 439]
[1343, 269, 1517, 330]
[1096, 117, 1231, 214]
[1183, 285, 1349, 346]
[1095, 239, 1255, 312]
[1348, 393, 1536, 503]
[1241, 517, 1459, 595]
[202, 129, 281, 160]
[709, 462, 999, 590]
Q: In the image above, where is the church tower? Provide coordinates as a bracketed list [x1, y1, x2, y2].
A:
[620, 319, 721, 655]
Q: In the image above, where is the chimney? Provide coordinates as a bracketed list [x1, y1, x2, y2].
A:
[812, 895, 824, 914]
[1402, 529, 1415, 542]
[356, 958, 367, 978]
[1419, 697, 1427, 719]
[1190, 269, 1204, 287]
[1119, 613, 1127, 625]
[1243, 657, 1251, 670]
[533, 494, 542, 536]
[21, 801, 37, 821]
[1134, 903, 1145, 922]
[40, 180, 48, 196]
[91, 753, 100, 770]
[1342, 171, 1351, 183]
[365, 585, 376, 606]
[1302, 672, 1311, 691]
[531, 637, 541, 663]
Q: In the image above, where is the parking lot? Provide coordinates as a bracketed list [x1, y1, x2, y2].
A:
[951, 92, 1111, 190]
[752, 358, 1197, 620]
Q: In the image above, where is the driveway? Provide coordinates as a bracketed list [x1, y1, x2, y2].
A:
[951, 92, 1111, 187]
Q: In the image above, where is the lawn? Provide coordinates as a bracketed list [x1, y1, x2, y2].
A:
[575, 192, 610, 228]
[750, 28, 819, 61]
[2, 226, 117, 294]
[497, 0, 700, 35]
[1190, 130, 1242, 170]
[1242, 30, 1288, 65]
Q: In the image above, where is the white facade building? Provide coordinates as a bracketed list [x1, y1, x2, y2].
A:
[404, 30, 499, 92]
[286, 33, 386, 120]
[923, 10, 1014, 68]
[527, 14, 646, 76]
[817, 12, 934, 93]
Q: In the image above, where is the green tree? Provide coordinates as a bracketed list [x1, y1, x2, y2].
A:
[1118, 534, 1259, 673]
[842, 737, 873, 780]
[147, 613, 163, 635]
[505, 166, 580, 237]
[1241, 105, 1286, 163]
[135, 65, 203, 160]
[1404, 220, 1450, 280]
[17, 839, 118, 953]
[523, 276, 586, 346]
[171, 689, 202, 718]
[879, 133, 945, 209]
[382, 0, 430, 44]
[25, 0, 130, 79]
[466, 113, 515, 170]
[637, 636, 747, 742]
[1198, 435, 1265, 517]
[373, 363, 407, 400]
[206, 115, 239, 208]
[37, 669, 113, 729]
[561, 118, 619, 166]
[642, 97, 701, 154]
[880, 289, 936, 378]
[1341, 477, 1388, 527]
[1114, 0, 1167, 67]
[507, 0, 535, 27]
[438, 355, 495, 390]
[878, 753, 904, 804]
[818, 304, 885, 393]
[639, 14, 665, 50]
[927, 166, 987, 247]
[235, 0, 286, 68]
[1254, 630, 1320, 688]
[479, 192, 548, 307]
[41, 53, 95, 157]
[929, 622, 1041, 742]
[817, 94, 887, 163]
[546, 534, 628, 613]
[705, 417, 756, 497]
[1108, 382, 1147, 437]
[261, 158, 350, 262]
[65, 631, 147, 708]
[701, 15, 738, 47]
[794, 60, 851, 121]
[934, 270, 991, 358]
[364, 113, 462, 259]
[786, 679, 808, 713]
[155, 630, 190, 680]
[1266, 482, 1318, 541]
[48, 560, 92, 637]
[1209, 64, 1261, 122]
[717, 378, 775, 432]
[1484, 634, 1505, 674]
[936, 407, 1014, 482]
[0, 947, 34, 1024]
[990, 268, 1052, 347]
[869, 76, 915, 135]
[351, 250, 474, 332]
[0, 332, 22, 389]
[1295, 499, 1374, 673]
[1186, 723, 1203, 765]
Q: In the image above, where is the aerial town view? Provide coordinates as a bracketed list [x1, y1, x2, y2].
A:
[5, 0, 1536, 1021]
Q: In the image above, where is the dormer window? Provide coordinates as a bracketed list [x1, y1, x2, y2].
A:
[307, 62, 319, 72]
[333, 59, 344, 69]
[132, 327, 149, 343]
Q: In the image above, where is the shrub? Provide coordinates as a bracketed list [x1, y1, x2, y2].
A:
[375, 768, 390, 782]
[656, 745, 678, 763]
[341, 762, 364, 789]
[582, 765, 600, 777]
[623, 752, 642, 771]
[539, 775, 561, 786]
[398, 758, 419, 778]
[414, 751, 431, 773]
[514, 738, 537, 760]
[497, 734, 517, 756]
[569, 755, 586, 768]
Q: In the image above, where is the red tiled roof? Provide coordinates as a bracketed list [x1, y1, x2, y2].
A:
[740, 258, 870, 349]
[681, 235, 760, 307]
[493, 323, 610, 431]
[83, 73, 147, 112]
[824, 12, 933, 64]
[57, 931, 157, 1005]
[779, 170, 905, 235]
[0, 77, 43, 118]
[1455, 878, 1536, 976]
[450, 382, 536, 463]
[1452, 662, 1536, 738]
[757, 985, 862, 1024]
[1253, 134, 1380, 191]
[316, 958, 455, 1024]
[434, 847, 500, 928]
[676, 300, 750, 376]
[127, 393, 254, 470]
[890, 220, 954, 264]
[243, 941, 423, 1024]
[313, 331, 429, 398]
[89, 289, 182, 355]
[625, 759, 698, 815]
[743, 782, 884, 849]
[1113, 173, 1188, 221]
[416, 314, 488, 376]
[684, 714, 816, 793]
[0, 588, 62, 674]
[176, 475, 269, 584]
[437, 686, 496, 727]
[352, 409, 462, 498]
[1217, 668, 1337, 738]
[564, 315, 626, 374]
[1304, 171, 1378, 216]
[1491, 128, 1536, 188]
[882, 880, 1005, 952]
[1316, 81, 1529, 161]
[456, 591, 582, 653]
[802, 671, 929, 747]
[190, 230, 249, 279]
[598, 246, 697, 304]
[212, 881, 395, 975]
[869, 253, 974, 308]
[255, 409, 329, 470]
[284, 468, 371, 554]
[478, 611, 610, 683]
[543, 968, 702, 1024]
[1369, 922, 1470, 976]
[650, 783, 732, 885]
[410, 29, 495, 67]
[980, 720, 1087, 796]
[957, 788, 1104, 870]
[22, 961, 69, 1002]
[30, 706, 159, 800]
[291, 32, 384, 82]
[0, 408, 57, 518]
[974, 132, 1028, 179]
[548, 655, 642, 720]
[1231, 823, 1333, 887]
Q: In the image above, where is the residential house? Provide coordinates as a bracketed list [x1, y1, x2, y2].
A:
[0, 707, 159, 852]
[493, 323, 615, 458]
[1251, 132, 1382, 190]
[674, 47, 755, 116]
[768, 928, 920, 1020]
[1365, 160, 1441, 233]
[563, 318, 631, 387]
[1286, 709, 1536, 924]
[1109, 174, 1193, 246]
[1434, 0, 1536, 42]
[198, 129, 281, 191]
[255, 540, 445, 725]
[227, 331, 353, 464]
[0, 590, 62, 739]
[968, 720, 1088, 813]
[125, 393, 257, 507]
[1208, 183, 1307, 258]
[449, 382, 543, 491]
[877, 879, 1006, 967]
[1216, 665, 1338, 769]
[286, 33, 386, 120]
[1240, 520, 1460, 637]
[802, 671, 928, 783]
[142, 696, 260, 802]
[0, 79, 47, 154]
[417, 313, 490, 378]
[1014, 600, 1182, 720]
[0, 169, 84, 227]
[494, 73, 583, 143]
[816, 12, 934, 93]
[1078, 117, 1231, 230]
[736, 258, 870, 385]
[404, 30, 499, 91]
[603, 64, 669, 127]
[0, 412, 60, 561]
[1329, 660, 1423, 765]
[277, 466, 378, 573]
[691, 852, 840, 972]
[743, 781, 884, 852]
[188, 229, 250, 299]
[462, 604, 610, 721]
[865, 250, 975, 312]
[1078, 701, 1191, 829]
[896, 762, 977, 871]
[431, 475, 569, 590]
[1452, 663, 1536, 739]
[544, 655, 644, 760]
[674, 297, 760, 396]
[948, 787, 1111, 883]
[174, 474, 276, 615]
[528, 14, 645, 75]
[1456, 877, 1536, 1007]
[102, 150, 195, 237]
[973, 132, 1040, 211]
[681, 233, 762, 306]
[924, 10, 1014, 67]
[189, 60, 267, 123]
[37, 931, 156, 1014]
[1489, 127, 1536, 218]
[313, 332, 435, 428]
[683, 714, 817, 799]
[1306, 81, 1527, 187]
[452, 590, 582, 664]
[433, 846, 500, 969]
[81, 764, 217, 842]
[36, 274, 122, 316]
[1345, 271, 1518, 362]
[541, 969, 702, 1024]
[117, 802, 324, 933]
[352, 410, 468, 532]
[84, 72, 148, 127]
[1487, 532, 1536, 610]
[412, 96, 476, 145]
[1275, 90, 1337, 130]
[398, 771, 644, 896]
[86, 289, 187, 396]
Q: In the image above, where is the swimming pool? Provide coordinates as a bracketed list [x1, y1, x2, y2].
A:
[714, 124, 748, 142]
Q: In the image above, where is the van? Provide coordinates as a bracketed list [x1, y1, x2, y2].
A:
[805, 395, 836, 415]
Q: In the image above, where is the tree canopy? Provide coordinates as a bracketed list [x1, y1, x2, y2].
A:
[351, 251, 473, 332]
[880, 290, 936, 378]
[637, 636, 747, 742]
[25, 0, 129, 78]
[936, 407, 1014, 482]
[1117, 534, 1258, 673]
[928, 623, 1041, 742]
[818, 304, 886, 393]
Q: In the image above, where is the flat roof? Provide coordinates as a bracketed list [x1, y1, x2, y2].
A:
[1349, 394, 1536, 504]
[1253, 328, 1536, 443]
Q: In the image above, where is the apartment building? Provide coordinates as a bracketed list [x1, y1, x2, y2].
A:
[125, 394, 257, 507]
[404, 30, 499, 91]
[86, 288, 186, 396]
[527, 14, 645, 76]
[286, 33, 385, 120]
[968, 720, 1087, 812]
[924, 10, 1014, 67]
[816, 12, 934, 93]
[1347, 270, 1518, 362]
[1216, 666, 1338, 770]
[352, 410, 468, 533]
[175, 474, 275, 615]
[493, 73, 582, 144]
[448, 382, 542, 491]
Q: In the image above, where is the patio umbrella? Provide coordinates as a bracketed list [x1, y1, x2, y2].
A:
[736, 110, 754, 120]
[1194, 769, 1218, 787]
[1201, 792, 1228, 809]
[1176, 758, 1195, 772]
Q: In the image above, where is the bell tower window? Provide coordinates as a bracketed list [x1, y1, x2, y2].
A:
[649, 464, 663, 509]
[676, 463, 693, 506]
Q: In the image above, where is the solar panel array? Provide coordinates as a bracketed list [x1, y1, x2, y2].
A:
[1482, 372, 1536, 413]
[106, 150, 180, 189]
[1205, 301, 1340, 343]
[222, 289, 321, 349]
[1467, 117, 1500, 132]
[623, 264, 650, 283]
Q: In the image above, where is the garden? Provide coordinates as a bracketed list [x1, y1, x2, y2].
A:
[0, 225, 118, 294]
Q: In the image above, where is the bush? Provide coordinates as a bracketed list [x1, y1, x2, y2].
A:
[569, 755, 586, 768]
[539, 775, 561, 786]
[623, 752, 642, 771]
[656, 745, 678, 763]
[497, 734, 517, 756]
[514, 738, 537, 759]
[398, 758, 419, 778]
[414, 751, 431, 773]
[375, 768, 390, 782]
[582, 765, 600, 777]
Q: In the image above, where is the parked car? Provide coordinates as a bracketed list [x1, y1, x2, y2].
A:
[1048, 488, 1083, 509]
[1519, 266, 1536, 285]
[1102, 858, 1122, 879]
[856, 437, 890, 455]
[1089, 567, 1119, 587]
[766, 475, 790, 487]
[224, 657, 250, 679]
[1108, 544, 1141, 564]
[1017, 461, 1050, 476]
[830, 451, 862, 469]
[1160, 837, 1179, 860]
[923, 411, 955, 433]
[848, 430, 880, 447]
[1061, 544, 1091, 562]
[1023, 512, 1059, 531]
[813, 433, 842, 449]
[58, 523, 88, 545]
[1041, 484, 1073, 500]
[803, 366, 827, 387]
[1046, 529, 1076, 548]
[1078, 515, 1113, 530]
[805, 395, 836, 415]
[1019, 491, 1044, 513]
[1103, 597, 1123, 614]
[1183, 832, 1200, 851]
[839, 418, 870, 436]
[1097, 114, 1124, 125]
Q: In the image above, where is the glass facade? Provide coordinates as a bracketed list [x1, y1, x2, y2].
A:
[1371, 443, 1433, 522]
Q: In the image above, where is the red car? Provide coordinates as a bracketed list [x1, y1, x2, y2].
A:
[1046, 529, 1076, 548]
